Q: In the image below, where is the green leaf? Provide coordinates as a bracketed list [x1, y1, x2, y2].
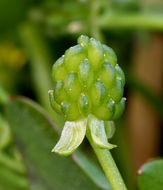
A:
[73, 150, 112, 190]
[0, 86, 9, 105]
[0, 165, 28, 190]
[5, 97, 103, 190]
[52, 119, 86, 156]
[0, 151, 25, 174]
[137, 159, 163, 190]
[88, 115, 116, 149]
[20, 24, 64, 128]
[0, 115, 12, 149]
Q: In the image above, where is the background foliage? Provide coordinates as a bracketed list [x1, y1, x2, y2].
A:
[0, 0, 163, 189]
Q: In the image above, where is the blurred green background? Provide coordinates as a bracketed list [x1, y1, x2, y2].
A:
[0, 0, 163, 189]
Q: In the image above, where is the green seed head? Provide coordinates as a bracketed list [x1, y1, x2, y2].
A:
[51, 35, 126, 121]
[50, 36, 126, 155]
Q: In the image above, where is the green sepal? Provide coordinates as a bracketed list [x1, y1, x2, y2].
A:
[87, 115, 116, 149]
[52, 119, 87, 156]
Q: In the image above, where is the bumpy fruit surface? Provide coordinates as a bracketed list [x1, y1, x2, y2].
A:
[52, 35, 125, 121]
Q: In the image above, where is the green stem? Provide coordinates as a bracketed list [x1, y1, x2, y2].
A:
[89, 0, 105, 42]
[99, 12, 163, 31]
[19, 23, 64, 128]
[86, 130, 127, 190]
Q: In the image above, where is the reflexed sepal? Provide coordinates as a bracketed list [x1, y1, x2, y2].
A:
[52, 119, 87, 155]
[87, 115, 116, 149]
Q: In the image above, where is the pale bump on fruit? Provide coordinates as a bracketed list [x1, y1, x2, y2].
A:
[54, 81, 67, 104]
[88, 38, 104, 70]
[61, 102, 80, 121]
[64, 73, 81, 101]
[103, 44, 117, 67]
[78, 93, 91, 117]
[115, 64, 125, 86]
[93, 100, 115, 121]
[113, 97, 126, 120]
[98, 61, 116, 89]
[90, 80, 106, 106]
[78, 59, 94, 89]
[64, 45, 85, 72]
[51, 35, 125, 121]
[109, 80, 123, 103]
[77, 35, 89, 49]
[52, 56, 67, 81]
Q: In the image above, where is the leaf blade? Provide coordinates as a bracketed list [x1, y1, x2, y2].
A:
[73, 150, 112, 190]
[5, 97, 103, 190]
[137, 159, 163, 190]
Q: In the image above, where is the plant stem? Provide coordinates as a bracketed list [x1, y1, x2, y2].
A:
[89, 0, 105, 42]
[86, 130, 127, 190]
[19, 23, 64, 128]
[99, 13, 163, 31]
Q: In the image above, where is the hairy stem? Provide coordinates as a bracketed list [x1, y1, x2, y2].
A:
[86, 130, 127, 190]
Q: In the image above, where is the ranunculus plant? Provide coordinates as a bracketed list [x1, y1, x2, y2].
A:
[49, 35, 127, 190]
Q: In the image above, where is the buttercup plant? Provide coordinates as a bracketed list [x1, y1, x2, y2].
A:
[49, 35, 127, 190]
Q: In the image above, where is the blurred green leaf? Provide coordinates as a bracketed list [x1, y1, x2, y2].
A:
[73, 150, 111, 190]
[0, 151, 25, 174]
[0, 165, 28, 190]
[0, 86, 9, 105]
[0, 115, 11, 149]
[137, 159, 163, 190]
[20, 23, 64, 127]
[5, 97, 106, 190]
[0, 0, 31, 36]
